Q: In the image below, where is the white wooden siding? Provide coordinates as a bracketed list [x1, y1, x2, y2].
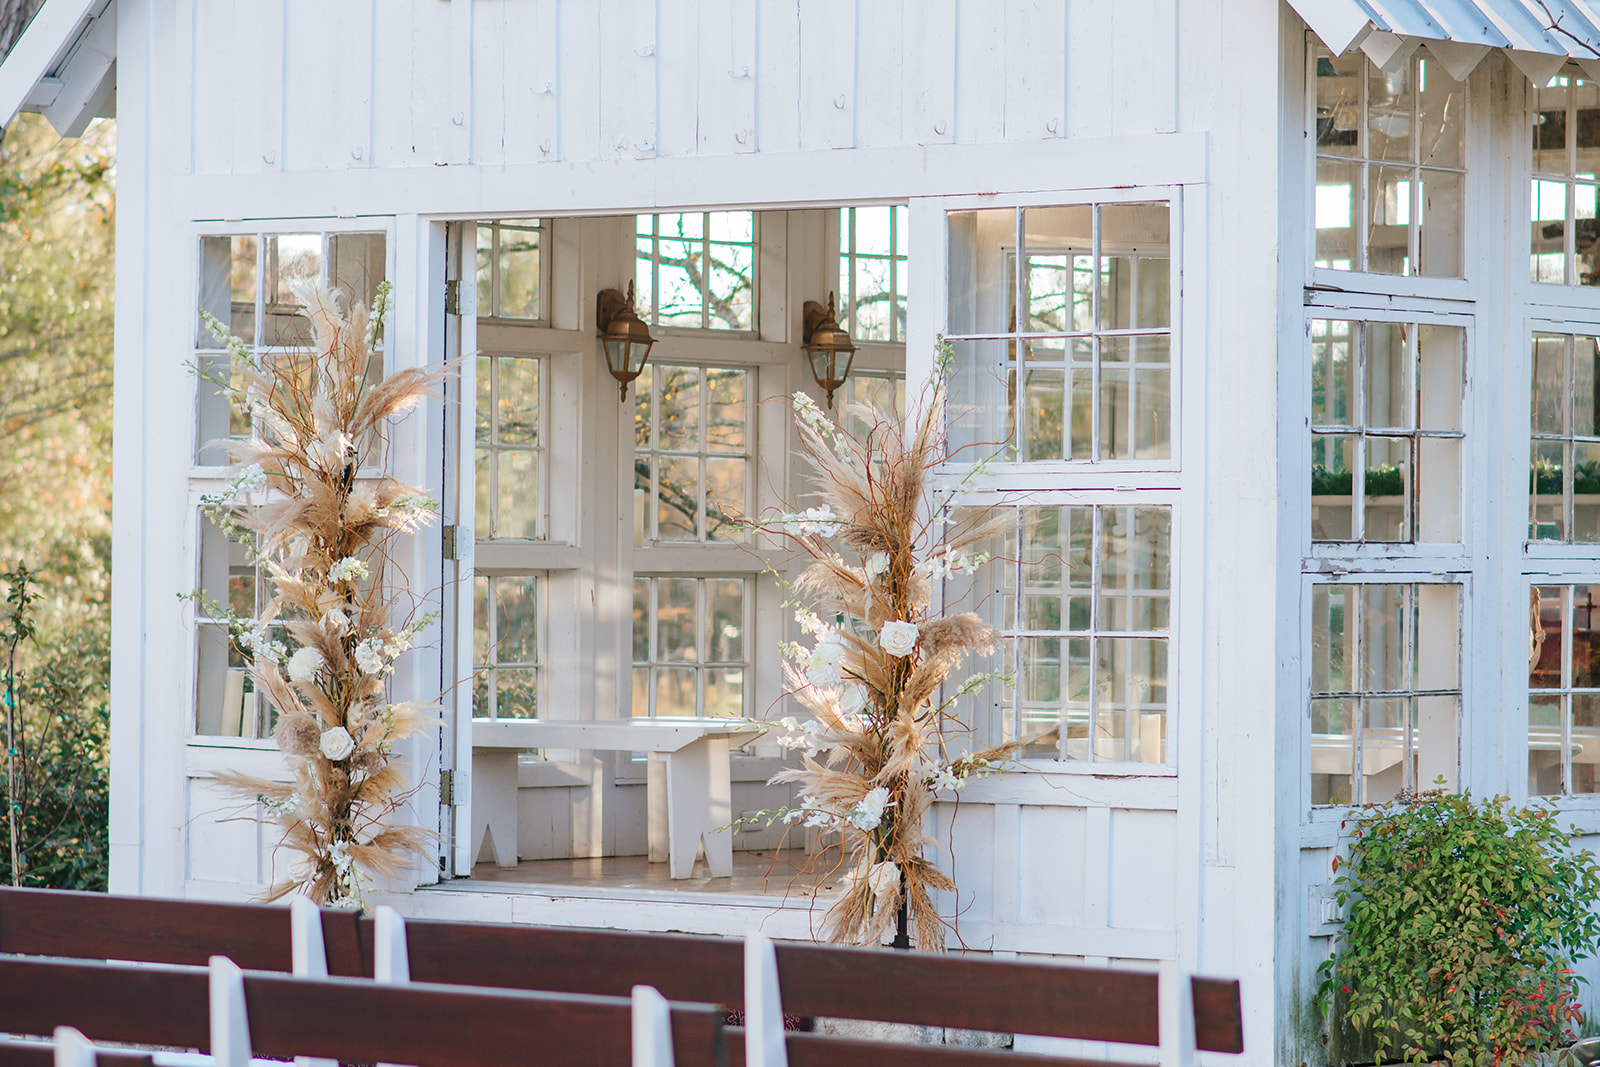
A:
[183, 0, 1181, 175]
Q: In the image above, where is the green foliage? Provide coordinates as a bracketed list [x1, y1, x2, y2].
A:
[1317, 791, 1600, 1065]
[1312, 464, 1405, 497]
[0, 563, 109, 890]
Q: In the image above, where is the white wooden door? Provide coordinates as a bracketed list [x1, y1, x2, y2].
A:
[443, 222, 479, 877]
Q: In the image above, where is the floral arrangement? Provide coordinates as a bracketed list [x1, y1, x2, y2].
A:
[752, 353, 1014, 951]
[194, 281, 447, 907]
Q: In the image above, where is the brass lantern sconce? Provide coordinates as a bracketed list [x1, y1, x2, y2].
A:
[596, 281, 656, 400]
[802, 292, 857, 408]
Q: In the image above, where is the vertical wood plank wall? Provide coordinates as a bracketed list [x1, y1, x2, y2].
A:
[182, 0, 1180, 175]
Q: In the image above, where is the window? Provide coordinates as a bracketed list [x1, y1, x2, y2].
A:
[837, 206, 908, 343]
[631, 577, 748, 718]
[1529, 585, 1600, 795]
[1310, 583, 1460, 806]
[946, 202, 1173, 462]
[195, 230, 387, 464]
[634, 212, 756, 331]
[1310, 319, 1463, 543]
[1531, 74, 1600, 285]
[633, 363, 752, 544]
[475, 353, 545, 540]
[476, 219, 545, 320]
[999, 505, 1172, 763]
[473, 575, 540, 720]
[1313, 45, 1465, 277]
[1530, 332, 1600, 542]
[194, 512, 272, 737]
[837, 371, 906, 437]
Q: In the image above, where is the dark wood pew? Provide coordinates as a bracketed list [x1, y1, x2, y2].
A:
[0, 1035, 153, 1066]
[0, 955, 727, 1067]
[0, 885, 371, 976]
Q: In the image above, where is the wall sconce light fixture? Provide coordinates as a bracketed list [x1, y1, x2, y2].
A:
[802, 292, 857, 408]
[596, 281, 656, 400]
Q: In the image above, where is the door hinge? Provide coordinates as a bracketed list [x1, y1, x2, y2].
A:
[444, 278, 461, 316]
[440, 768, 456, 806]
[442, 524, 458, 560]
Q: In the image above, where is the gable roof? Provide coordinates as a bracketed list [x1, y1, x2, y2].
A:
[1289, 0, 1600, 83]
[0, 0, 114, 138]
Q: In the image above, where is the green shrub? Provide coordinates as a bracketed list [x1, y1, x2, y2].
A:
[1317, 791, 1600, 1065]
[0, 563, 109, 890]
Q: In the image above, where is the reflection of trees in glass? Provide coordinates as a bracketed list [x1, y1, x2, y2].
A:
[635, 213, 754, 331]
[472, 575, 539, 719]
[838, 206, 908, 343]
[633, 365, 749, 542]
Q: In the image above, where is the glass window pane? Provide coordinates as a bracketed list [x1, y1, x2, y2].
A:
[708, 581, 744, 663]
[497, 450, 540, 539]
[1312, 435, 1355, 540]
[1315, 47, 1362, 157]
[658, 366, 701, 452]
[476, 225, 495, 315]
[497, 356, 539, 445]
[656, 668, 698, 717]
[1018, 365, 1065, 462]
[495, 668, 539, 719]
[705, 456, 746, 540]
[1532, 180, 1568, 284]
[1574, 441, 1600, 543]
[1360, 585, 1407, 692]
[658, 579, 698, 662]
[265, 234, 321, 346]
[473, 575, 490, 665]
[632, 579, 652, 663]
[1574, 693, 1600, 794]
[705, 668, 743, 718]
[1311, 319, 1355, 427]
[1316, 159, 1358, 269]
[497, 226, 541, 319]
[1367, 165, 1412, 275]
[1365, 436, 1411, 542]
[329, 233, 386, 315]
[495, 577, 538, 664]
[705, 368, 746, 452]
[1364, 321, 1410, 430]
[947, 209, 1017, 335]
[1417, 57, 1464, 170]
[1311, 584, 1353, 694]
[1576, 337, 1600, 437]
[656, 456, 699, 540]
[1532, 440, 1567, 541]
[1418, 169, 1463, 278]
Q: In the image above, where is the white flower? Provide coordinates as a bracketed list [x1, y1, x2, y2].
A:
[286, 646, 325, 684]
[863, 552, 890, 579]
[838, 684, 869, 716]
[777, 505, 845, 538]
[878, 620, 919, 657]
[927, 765, 960, 792]
[847, 786, 894, 831]
[353, 639, 386, 675]
[867, 860, 900, 901]
[918, 549, 991, 581]
[319, 727, 355, 761]
[807, 633, 846, 689]
[322, 608, 351, 636]
[232, 463, 267, 497]
[328, 556, 370, 584]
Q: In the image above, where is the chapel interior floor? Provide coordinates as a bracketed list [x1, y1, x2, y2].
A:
[465, 846, 844, 900]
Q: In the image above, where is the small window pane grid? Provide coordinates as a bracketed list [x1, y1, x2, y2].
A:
[1531, 73, 1600, 286]
[947, 203, 1173, 464]
[473, 575, 541, 720]
[1310, 319, 1464, 543]
[837, 372, 906, 438]
[631, 577, 749, 718]
[998, 505, 1172, 764]
[1530, 333, 1600, 542]
[1312, 44, 1466, 278]
[633, 364, 752, 544]
[1310, 583, 1461, 806]
[634, 212, 756, 331]
[194, 231, 388, 465]
[194, 513, 277, 738]
[475, 354, 546, 540]
[1529, 585, 1600, 796]
[837, 206, 909, 343]
[476, 219, 544, 320]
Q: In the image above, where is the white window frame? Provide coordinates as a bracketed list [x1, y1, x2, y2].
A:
[634, 211, 761, 335]
[475, 218, 550, 324]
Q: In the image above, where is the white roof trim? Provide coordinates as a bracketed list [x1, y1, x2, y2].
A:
[0, 0, 112, 134]
[1291, 0, 1600, 78]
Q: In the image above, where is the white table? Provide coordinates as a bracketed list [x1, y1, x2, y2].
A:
[470, 717, 768, 878]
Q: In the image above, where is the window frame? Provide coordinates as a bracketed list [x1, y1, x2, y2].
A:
[834, 204, 910, 346]
[1306, 39, 1472, 295]
[475, 218, 550, 325]
[633, 211, 761, 336]
[630, 574, 755, 720]
[933, 186, 1185, 484]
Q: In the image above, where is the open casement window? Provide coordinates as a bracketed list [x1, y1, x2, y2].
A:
[1309, 582, 1461, 806]
[634, 212, 757, 331]
[1531, 71, 1600, 286]
[996, 504, 1172, 765]
[1311, 42, 1466, 279]
[1309, 317, 1464, 544]
[1529, 585, 1600, 795]
[945, 199, 1175, 465]
[1530, 332, 1600, 543]
[194, 228, 390, 466]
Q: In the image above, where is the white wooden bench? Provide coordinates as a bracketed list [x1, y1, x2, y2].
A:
[471, 717, 768, 878]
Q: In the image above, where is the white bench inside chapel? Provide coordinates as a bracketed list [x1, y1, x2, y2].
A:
[471, 717, 769, 878]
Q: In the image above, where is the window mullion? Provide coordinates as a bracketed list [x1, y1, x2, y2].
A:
[1091, 207, 1103, 462]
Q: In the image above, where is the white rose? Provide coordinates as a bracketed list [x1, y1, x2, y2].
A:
[867, 860, 900, 901]
[286, 646, 325, 684]
[807, 633, 845, 689]
[838, 684, 869, 715]
[847, 786, 893, 831]
[319, 727, 355, 761]
[863, 552, 890, 579]
[354, 640, 385, 675]
[878, 620, 919, 657]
